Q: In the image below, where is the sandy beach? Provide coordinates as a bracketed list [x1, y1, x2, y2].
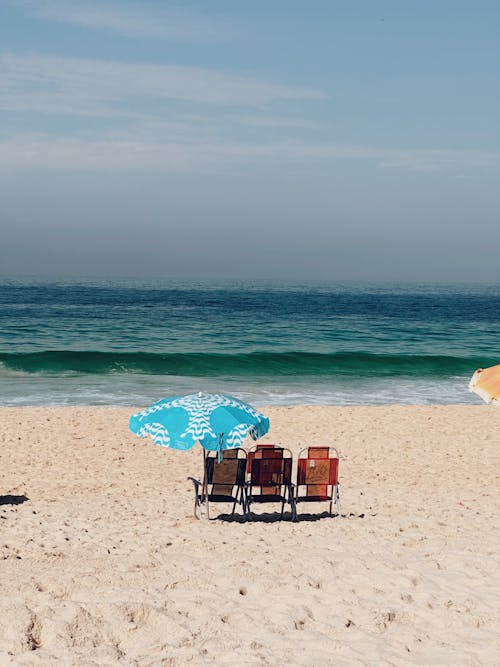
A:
[0, 405, 499, 666]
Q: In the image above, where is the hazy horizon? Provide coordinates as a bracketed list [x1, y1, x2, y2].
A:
[1, 275, 499, 290]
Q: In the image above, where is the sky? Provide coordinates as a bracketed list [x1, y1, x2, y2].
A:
[0, 0, 499, 282]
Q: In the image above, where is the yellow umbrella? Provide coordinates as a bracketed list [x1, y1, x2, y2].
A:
[469, 364, 500, 405]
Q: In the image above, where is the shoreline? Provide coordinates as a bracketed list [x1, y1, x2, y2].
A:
[1, 405, 499, 664]
[0, 401, 486, 408]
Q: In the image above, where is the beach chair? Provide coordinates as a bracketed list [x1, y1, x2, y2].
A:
[246, 444, 296, 520]
[188, 448, 247, 519]
[246, 443, 277, 470]
[294, 446, 341, 520]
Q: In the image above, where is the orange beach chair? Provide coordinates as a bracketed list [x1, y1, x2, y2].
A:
[294, 446, 341, 520]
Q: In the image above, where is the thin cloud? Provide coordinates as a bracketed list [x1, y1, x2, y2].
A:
[0, 134, 497, 173]
[0, 53, 327, 116]
[239, 116, 321, 129]
[10, 0, 233, 42]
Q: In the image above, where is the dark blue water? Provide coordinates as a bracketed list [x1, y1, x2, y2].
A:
[1, 278, 498, 405]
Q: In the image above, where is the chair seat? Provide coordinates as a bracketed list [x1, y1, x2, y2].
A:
[248, 493, 287, 503]
[295, 494, 332, 503]
[199, 494, 240, 503]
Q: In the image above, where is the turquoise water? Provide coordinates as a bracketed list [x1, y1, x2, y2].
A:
[1, 279, 498, 405]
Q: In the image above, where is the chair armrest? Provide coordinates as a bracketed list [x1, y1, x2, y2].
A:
[187, 476, 201, 491]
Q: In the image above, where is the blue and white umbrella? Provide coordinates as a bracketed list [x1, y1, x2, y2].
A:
[129, 392, 270, 454]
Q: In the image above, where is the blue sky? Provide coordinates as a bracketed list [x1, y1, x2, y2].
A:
[0, 0, 499, 281]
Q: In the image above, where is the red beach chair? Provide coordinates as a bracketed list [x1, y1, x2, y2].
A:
[246, 445, 296, 520]
[294, 446, 341, 519]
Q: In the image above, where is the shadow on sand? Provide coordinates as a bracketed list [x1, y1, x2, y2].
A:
[0, 494, 29, 506]
[215, 511, 366, 523]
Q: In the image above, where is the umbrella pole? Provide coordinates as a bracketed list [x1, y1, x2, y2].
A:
[203, 448, 210, 520]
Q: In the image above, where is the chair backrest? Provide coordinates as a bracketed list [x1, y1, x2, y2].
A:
[246, 443, 280, 472]
[248, 445, 293, 495]
[205, 448, 247, 495]
[296, 446, 339, 498]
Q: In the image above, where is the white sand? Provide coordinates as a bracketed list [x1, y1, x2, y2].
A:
[0, 405, 499, 666]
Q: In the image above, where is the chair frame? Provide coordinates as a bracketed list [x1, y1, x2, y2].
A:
[188, 447, 247, 520]
[294, 446, 341, 520]
[246, 444, 296, 520]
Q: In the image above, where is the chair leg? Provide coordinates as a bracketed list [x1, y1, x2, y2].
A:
[189, 478, 202, 520]
[241, 488, 248, 519]
[194, 496, 202, 520]
[335, 486, 341, 517]
[231, 498, 237, 517]
[289, 486, 297, 522]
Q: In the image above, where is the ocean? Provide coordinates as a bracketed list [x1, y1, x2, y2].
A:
[0, 279, 498, 406]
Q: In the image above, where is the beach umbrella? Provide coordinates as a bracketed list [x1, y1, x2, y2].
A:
[129, 392, 270, 516]
[469, 364, 500, 405]
[129, 391, 269, 452]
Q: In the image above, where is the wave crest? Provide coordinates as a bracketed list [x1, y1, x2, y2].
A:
[0, 350, 493, 378]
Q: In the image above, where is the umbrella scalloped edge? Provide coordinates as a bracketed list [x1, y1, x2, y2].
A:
[469, 386, 499, 405]
[469, 370, 500, 405]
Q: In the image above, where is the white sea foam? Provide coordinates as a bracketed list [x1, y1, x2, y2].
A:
[0, 373, 479, 407]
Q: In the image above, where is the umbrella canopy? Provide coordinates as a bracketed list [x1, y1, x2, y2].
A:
[129, 392, 270, 452]
[469, 364, 500, 405]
